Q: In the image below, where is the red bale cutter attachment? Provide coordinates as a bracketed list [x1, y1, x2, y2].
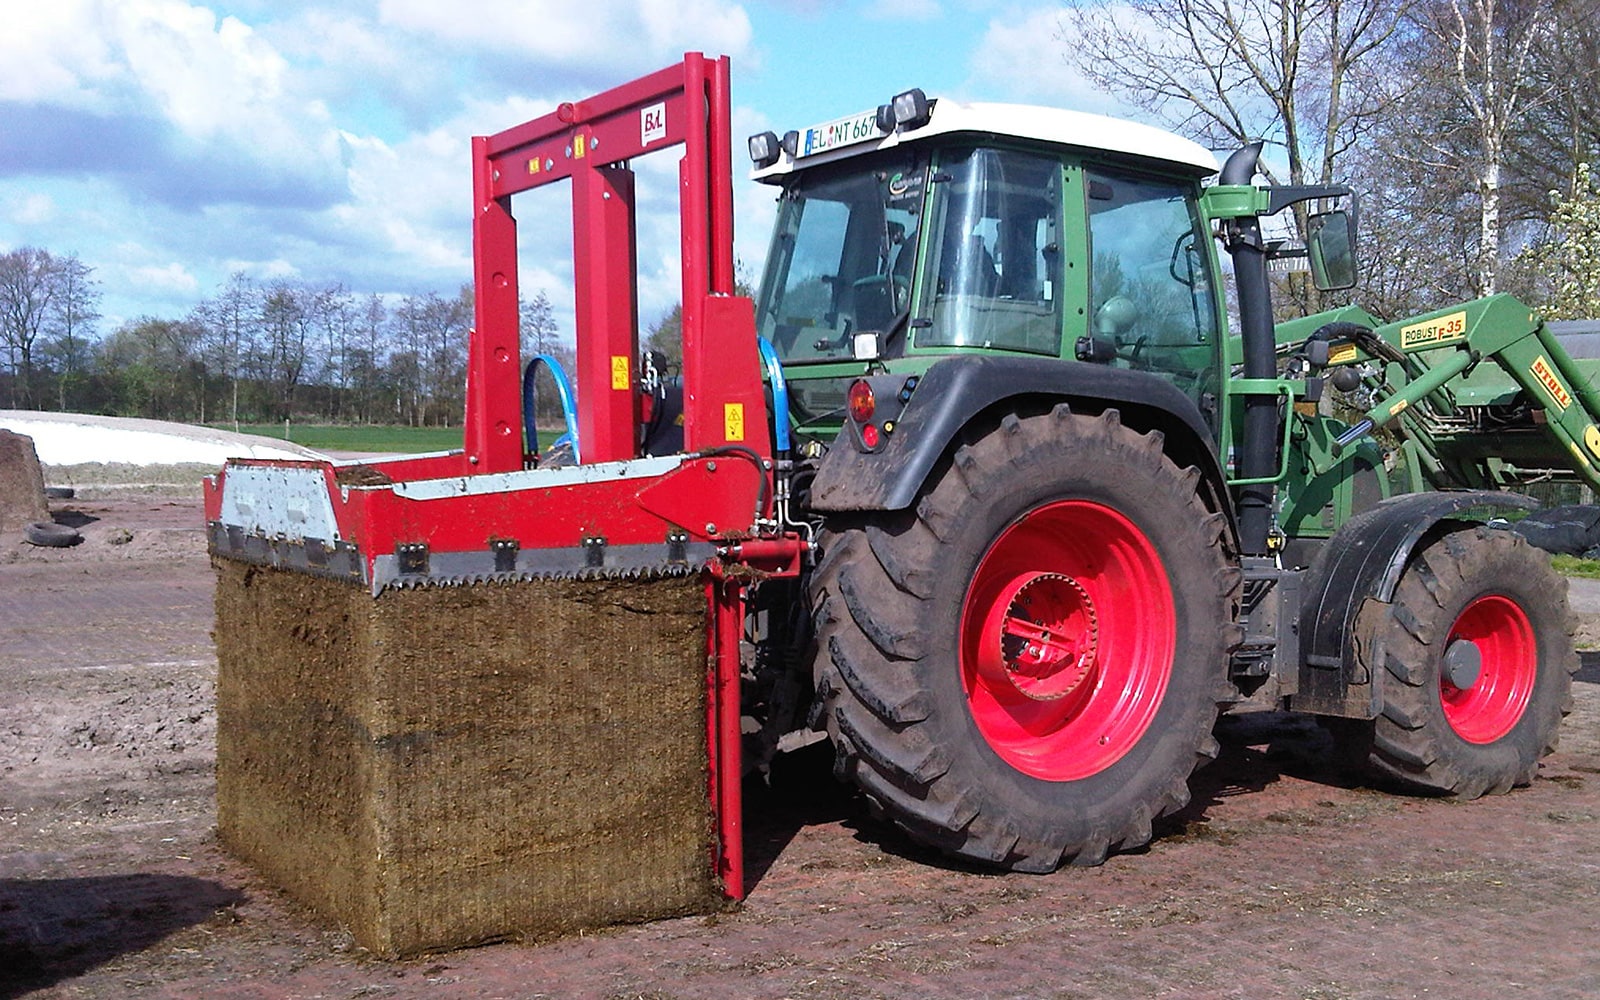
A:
[206, 55, 802, 954]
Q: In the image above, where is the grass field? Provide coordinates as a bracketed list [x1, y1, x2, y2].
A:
[1552, 553, 1600, 579]
[217, 424, 465, 453]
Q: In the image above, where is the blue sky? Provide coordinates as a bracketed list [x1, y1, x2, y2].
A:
[0, 0, 1137, 339]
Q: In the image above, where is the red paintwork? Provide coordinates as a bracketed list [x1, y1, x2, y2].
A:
[210, 55, 797, 903]
[721, 537, 809, 577]
[960, 501, 1176, 782]
[467, 53, 765, 469]
[573, 164, 641, 464]
[1442, 594, 1537, 744]
[707, 573, 745, 898]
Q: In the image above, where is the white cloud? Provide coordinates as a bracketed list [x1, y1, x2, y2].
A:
[0, 0, 121, 109]
[0, 0, 773, 340]
[11, 193, 56, 225]
[966, 5, 1134, 115]
[378, 0, 753, 73]
[0, 0, 345, 208]
[112, 2, 288, 138]
[220, 257, 299, 281]
[129, 260, 201, 294]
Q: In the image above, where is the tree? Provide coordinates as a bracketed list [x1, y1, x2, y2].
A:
[315, 287, 355, 421]
[519, 289, 574, 426]
[643, 303, 684, 373]
[1060, 0, 1402, 189]
[1502, 1, 1600, 221]
[194, 272, 260, 429]
[41, 254, 100, 410]
[642, 265, 755, 374]
[402, 288, 472, 426]
[257, 281, 323, 421]
[1389, 0, 1556, 295]
[0, 247, 63, 407]
[520, 289, 561, 359]
[96, 317, 204, 420]
[349, 293, 389, 423]
[1514, 162, 1600, 319]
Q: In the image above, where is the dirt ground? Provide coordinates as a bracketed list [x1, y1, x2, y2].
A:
[5, 486, 1600, 999]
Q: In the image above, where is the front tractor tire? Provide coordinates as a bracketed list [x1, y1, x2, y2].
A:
[1338, 526, 1577, 797]
[809, 406, 1240, 871]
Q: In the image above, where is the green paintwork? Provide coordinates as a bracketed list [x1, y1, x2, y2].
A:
[764, 133, 1600, 548]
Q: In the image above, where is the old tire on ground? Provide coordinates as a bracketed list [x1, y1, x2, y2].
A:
[24, 521, 81, 547]
[809, 405, 1240, 871]
[1337, 526, 1575, 797]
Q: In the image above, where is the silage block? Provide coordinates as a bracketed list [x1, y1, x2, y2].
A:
[213, 557, 719, 957]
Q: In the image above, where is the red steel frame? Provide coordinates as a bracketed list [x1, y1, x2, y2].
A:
[206, 54, 783, 900]
[467, 53, 757, 471]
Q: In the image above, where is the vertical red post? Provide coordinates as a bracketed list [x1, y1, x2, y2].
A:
[706, 574, 745, 899]
[676, 56, 769, 468]
[467, 135, 525, 473]
[707, 56, 736, 295]
[572, 161, 640, 464]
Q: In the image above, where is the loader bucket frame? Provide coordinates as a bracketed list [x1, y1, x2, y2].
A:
[207, 54, 782, 901]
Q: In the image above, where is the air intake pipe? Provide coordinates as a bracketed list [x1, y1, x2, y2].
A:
[1220, 142, 1276, 557]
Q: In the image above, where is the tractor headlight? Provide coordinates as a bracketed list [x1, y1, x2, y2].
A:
[748, 131, 781, 167]
[891, 88, 931, 130]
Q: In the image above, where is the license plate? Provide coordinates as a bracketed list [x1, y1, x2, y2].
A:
[801, 109, 884, 157]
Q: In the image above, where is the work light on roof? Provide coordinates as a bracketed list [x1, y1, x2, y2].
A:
[891, 88, 931, 130]
[747, 130, 781, 167]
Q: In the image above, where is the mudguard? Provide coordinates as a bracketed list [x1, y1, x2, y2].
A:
[1291, 490, 1538, 718]
[809, 354, 1226, 513]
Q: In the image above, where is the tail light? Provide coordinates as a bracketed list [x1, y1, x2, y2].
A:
[848, 380, 876, 423]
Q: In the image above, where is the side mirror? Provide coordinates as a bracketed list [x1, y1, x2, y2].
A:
[1307, 209, 1357, 291]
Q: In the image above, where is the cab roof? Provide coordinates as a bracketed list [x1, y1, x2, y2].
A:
[750, 99, 1218, 181]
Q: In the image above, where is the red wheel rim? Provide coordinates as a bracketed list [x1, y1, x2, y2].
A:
[1440, 594, 1536, 744]
[959, 500, 1175, 781]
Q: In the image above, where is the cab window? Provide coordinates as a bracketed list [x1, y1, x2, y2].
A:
[756, 150, 925, 363]
[917, 148, 1063, 356]
[1082, 168, 1218, 396]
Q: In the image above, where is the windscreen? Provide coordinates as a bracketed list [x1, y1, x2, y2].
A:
[756, 150, 926, 363]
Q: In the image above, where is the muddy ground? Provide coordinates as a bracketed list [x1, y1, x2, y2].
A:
[4, 486, 1600, 999]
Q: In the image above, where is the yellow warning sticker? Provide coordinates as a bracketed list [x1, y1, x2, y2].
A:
[1388, 399, 1410, 418]
[1328, 342, 1359, 366]
[1531, 355, 1572, 411]
[610, 355, 630, 390]
[724, 402, 745, 442]
[528, 157, 541, 175]
[1586, 425, 1600, 459]
[1399, 310, 1468, 349]
[574, 134, 587, 159]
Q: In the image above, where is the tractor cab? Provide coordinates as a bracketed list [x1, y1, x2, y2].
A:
[748, 93, 1226, 433]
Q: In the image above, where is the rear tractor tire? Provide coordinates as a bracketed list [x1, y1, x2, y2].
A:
[1336, 526, 1576, 797]
[808, 406, 1240, 871]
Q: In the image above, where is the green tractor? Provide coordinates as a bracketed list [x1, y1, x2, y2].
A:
[743, 89, 1588, 871]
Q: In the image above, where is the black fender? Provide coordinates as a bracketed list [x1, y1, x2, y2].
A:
[1290, 490, 1538, 718]
[809, 354, 1228, 516]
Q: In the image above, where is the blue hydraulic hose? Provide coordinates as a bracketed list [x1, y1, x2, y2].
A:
[522, 353, 581, 464]
[756, 337, 792, 454]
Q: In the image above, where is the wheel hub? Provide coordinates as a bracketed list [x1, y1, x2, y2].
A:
[978, 572, 1098, 701]
[1442, 638, 1483, 691]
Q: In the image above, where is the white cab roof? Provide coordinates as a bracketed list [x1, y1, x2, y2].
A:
[751, 99, 1218, 181]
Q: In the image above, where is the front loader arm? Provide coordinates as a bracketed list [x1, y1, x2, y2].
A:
[1306, 294, 1600, 492]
